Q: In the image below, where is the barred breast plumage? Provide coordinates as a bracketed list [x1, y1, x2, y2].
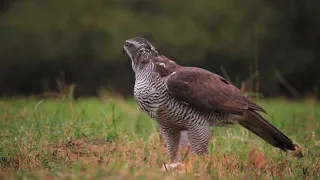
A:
[133, 64, 233, 160]
[134, 66, 229, 126]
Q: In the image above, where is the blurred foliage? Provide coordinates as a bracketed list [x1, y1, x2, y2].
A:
[0, 0, 319, 97]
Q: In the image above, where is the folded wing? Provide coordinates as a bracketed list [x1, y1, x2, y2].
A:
[165, 67, 266, 115]
[164, 65, 299, 153]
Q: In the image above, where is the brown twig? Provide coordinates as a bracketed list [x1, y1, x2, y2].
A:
[220, 65, 232, 84]
[162, 161, 168, 172]
[274, 68, 300, 98]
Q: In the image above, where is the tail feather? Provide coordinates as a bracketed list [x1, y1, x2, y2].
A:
[238, 110, 296, 151]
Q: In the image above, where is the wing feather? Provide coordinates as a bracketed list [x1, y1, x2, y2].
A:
[153, 55, 180, 77]
[166, 67, 266, 115]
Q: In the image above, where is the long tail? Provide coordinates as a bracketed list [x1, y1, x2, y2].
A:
[238, 110, 296, 151]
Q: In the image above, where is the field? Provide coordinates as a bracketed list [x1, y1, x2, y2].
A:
[0, 96, 319, 179]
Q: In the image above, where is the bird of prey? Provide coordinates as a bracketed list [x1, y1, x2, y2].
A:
[123, 37, 300, 163]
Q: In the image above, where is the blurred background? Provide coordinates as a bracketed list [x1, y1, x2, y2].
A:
[0, 0, 319, 99]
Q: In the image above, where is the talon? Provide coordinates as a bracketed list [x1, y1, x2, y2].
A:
[162, 162, 186, 173]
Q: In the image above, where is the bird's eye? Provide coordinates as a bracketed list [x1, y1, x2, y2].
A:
[146, 45, 152, 50]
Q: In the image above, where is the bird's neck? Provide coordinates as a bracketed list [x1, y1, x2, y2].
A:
[134, 62, 159, 81]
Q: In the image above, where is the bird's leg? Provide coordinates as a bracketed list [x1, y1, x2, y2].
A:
[187, 122, 210, 156]
[159, 125, 187, 172]
[159, 124, 181, 162]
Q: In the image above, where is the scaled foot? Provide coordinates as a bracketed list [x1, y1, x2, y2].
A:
[162, 162, 186, 173]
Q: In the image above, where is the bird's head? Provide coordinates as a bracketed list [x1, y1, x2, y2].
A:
[123, 37, 159, 71]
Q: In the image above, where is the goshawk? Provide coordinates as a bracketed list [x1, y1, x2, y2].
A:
[123, 37, 300, 162]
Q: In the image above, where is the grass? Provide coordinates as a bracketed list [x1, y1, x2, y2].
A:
[0, 96, 319, 179]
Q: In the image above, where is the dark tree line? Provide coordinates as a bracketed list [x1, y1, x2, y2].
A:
[0, 0, 319, 98]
